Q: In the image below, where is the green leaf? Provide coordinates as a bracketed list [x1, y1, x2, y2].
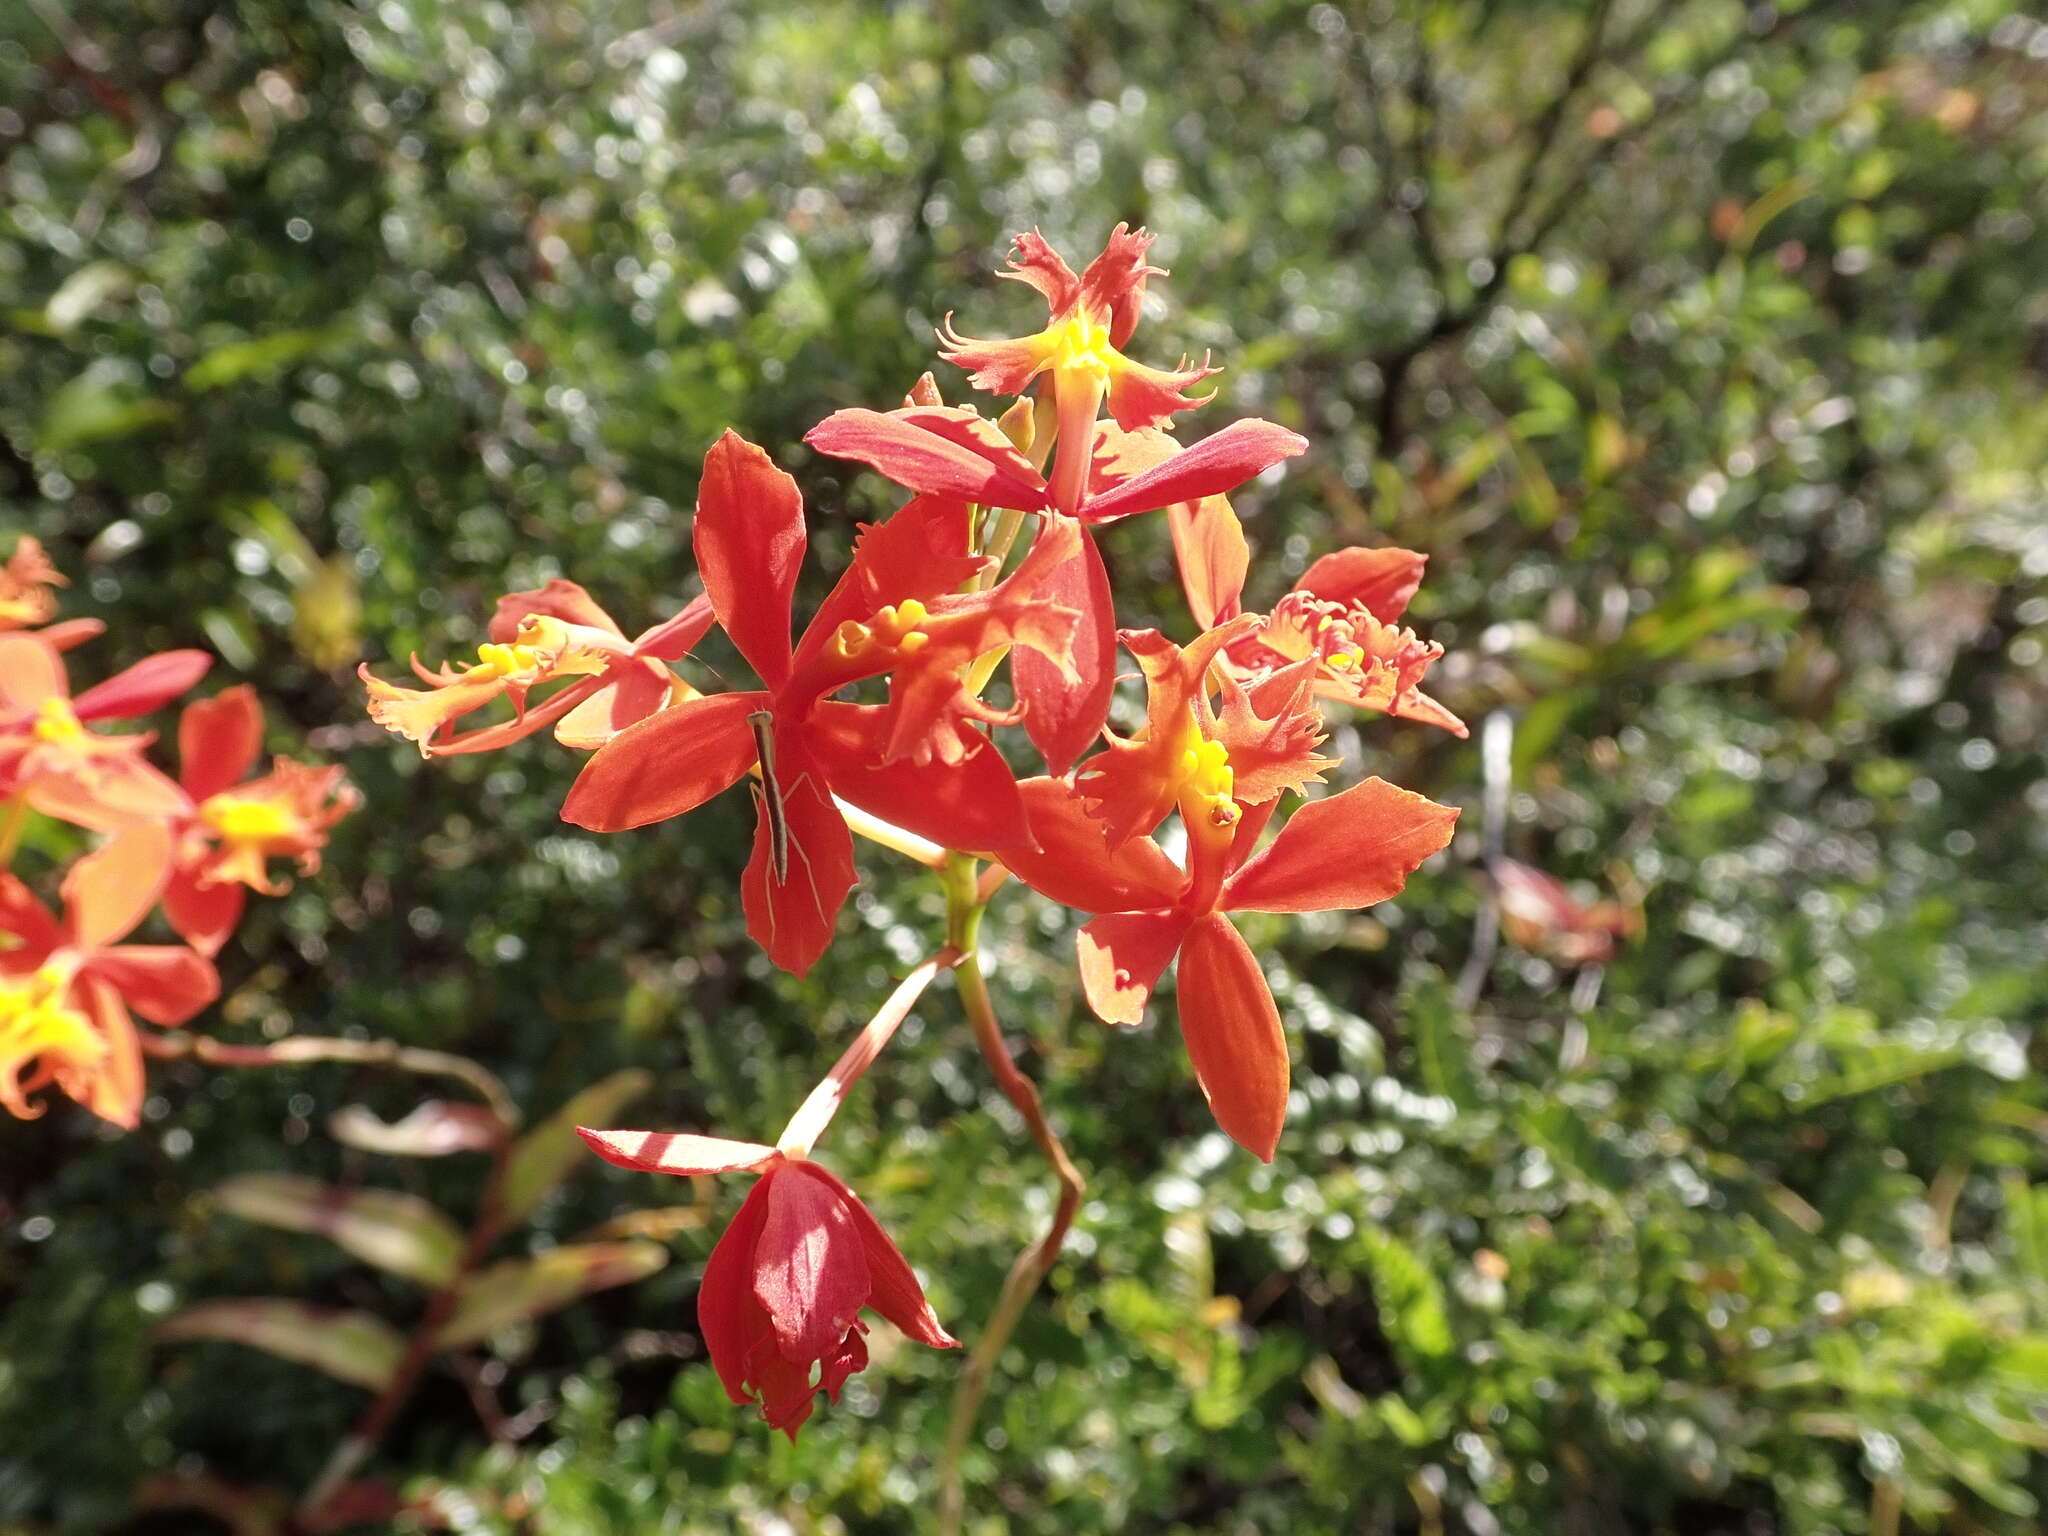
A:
[1408, 984, 1479, 1110]
[156, 1301, 405, 1392]
[498, 1069, 652, 1226]
[1358, 1231, 1453, 1363]
[38, 364, 177, 451]
[436, 1241, 668, 1349]
[210, 1174, 465, 1286]
[183, 325, 349, 391]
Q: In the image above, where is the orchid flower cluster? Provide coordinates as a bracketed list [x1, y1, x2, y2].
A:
[0, 537, 359, 1126]
[361, 228, 1467, 1439]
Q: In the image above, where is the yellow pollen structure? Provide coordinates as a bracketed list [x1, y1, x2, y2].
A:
[1046, 312, 1118, 386]
[472, 640, 545, 679]
[31, 698, 84, 745]
[200, 793, 300, 845]
[1179, 734, 1240, 828]
[832, 600, 929, 664]
[0, 967, 101, 1086]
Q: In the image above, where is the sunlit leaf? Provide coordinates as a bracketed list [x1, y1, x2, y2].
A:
[210, 1173, 465, 1285]
[157, 1301, 405, 1392]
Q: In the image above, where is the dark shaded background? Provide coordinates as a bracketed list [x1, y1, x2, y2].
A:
[2, 0, 2045, 1531]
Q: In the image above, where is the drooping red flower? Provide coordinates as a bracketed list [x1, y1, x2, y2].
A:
[162, 686, 361, 956]
[1, 821, 219, 1127]
[576, 1128, 956, 1439]
[561, 431, 1069, 975]
[360, 581, 714, 756]
[0, 632, 208, 830]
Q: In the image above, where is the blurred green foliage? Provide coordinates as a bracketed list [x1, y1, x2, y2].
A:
[3, 0, 2046, 1531]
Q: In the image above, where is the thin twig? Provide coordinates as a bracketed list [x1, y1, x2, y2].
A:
[138, 1030, 518, 1130]
[936, 859, 1085, 1535]
[297, 1147, 511, 1519]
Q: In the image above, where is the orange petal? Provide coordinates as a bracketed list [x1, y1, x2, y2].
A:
[1175, 914, 1288, 1161]
[1077, 909, 1190, 1026]
[62, 820, 173, 950]
[559, 691, 764, 832]
[695, 431, 804, 688]
[1224, 778, 1458, 915]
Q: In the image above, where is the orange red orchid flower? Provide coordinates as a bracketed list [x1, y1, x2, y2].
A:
[562, 431, 1076, 975]
[162, 686, 361, 956]
[0, 822, 218, 1127]
[0, 631, 208, 830]
[360, 581, 713, 756]
[353, 226, 1478, 1445]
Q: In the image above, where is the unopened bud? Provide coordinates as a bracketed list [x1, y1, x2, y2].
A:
[997, 396, 1036, 453]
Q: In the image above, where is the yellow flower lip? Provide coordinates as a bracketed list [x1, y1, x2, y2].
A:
[1045, 312, 1118, 385]
[201, 793, 300, 844]
[0, 969, 102, 1073]
[830, 600, 931, 665]
[31, 697, 84, 744]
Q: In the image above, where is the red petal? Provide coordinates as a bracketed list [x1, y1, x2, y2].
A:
[1297, 547, 1428, 623]
[1075, 223, 1164, 340]
[936, 325, 1053, 397]
[553, 665, 674, 750]
[178, 685, 264, 800]
[754, 1162, 870, 1365]
[559, 691, 764, 832]
[1224, 778, 1459, 914]
[631, 591, 717, 662]
[1103, 354, 1219, 433]
[0, 874, 62, 959]
[695, 431, 805, 688]
[699, 1175, 776, 1406]
[1168, 493, 1250, 629]
[803, 1162, 956, 1348]
[163, 863, 245, 958]
[489, 578, 622, 642]
[790, 495, 984, 687]
[740, 739, 856, 978]
[36, 618, 105, 654]
[73, 649, 212, 721]
[575, 1127, 779, 1176]
[996, 229, 1080, 313]
[61, 820, 173, 950]
[805, 408, 1050, 511]
[1175, 914, 1289, 1161]
[1079, 420, 1307, 525]
[811, 705, 1029, 853]
[85, 944, 219, 1027]
[993, 777, 1186, 912]
[1077, 909, 1190, 1026]
[1012, 521, 1115, 774]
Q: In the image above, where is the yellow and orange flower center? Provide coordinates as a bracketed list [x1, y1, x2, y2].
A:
[0, 966, 101, 1082]
[200, 791, 301, 845]
[1044, 311, 1119, 388]
[465, 616, 583, 683]
[831, 599, 932, 665]
[31, 697, 85, 745]
[1261, 593, 1437, 683]
[1177, 731, 1240, 830]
